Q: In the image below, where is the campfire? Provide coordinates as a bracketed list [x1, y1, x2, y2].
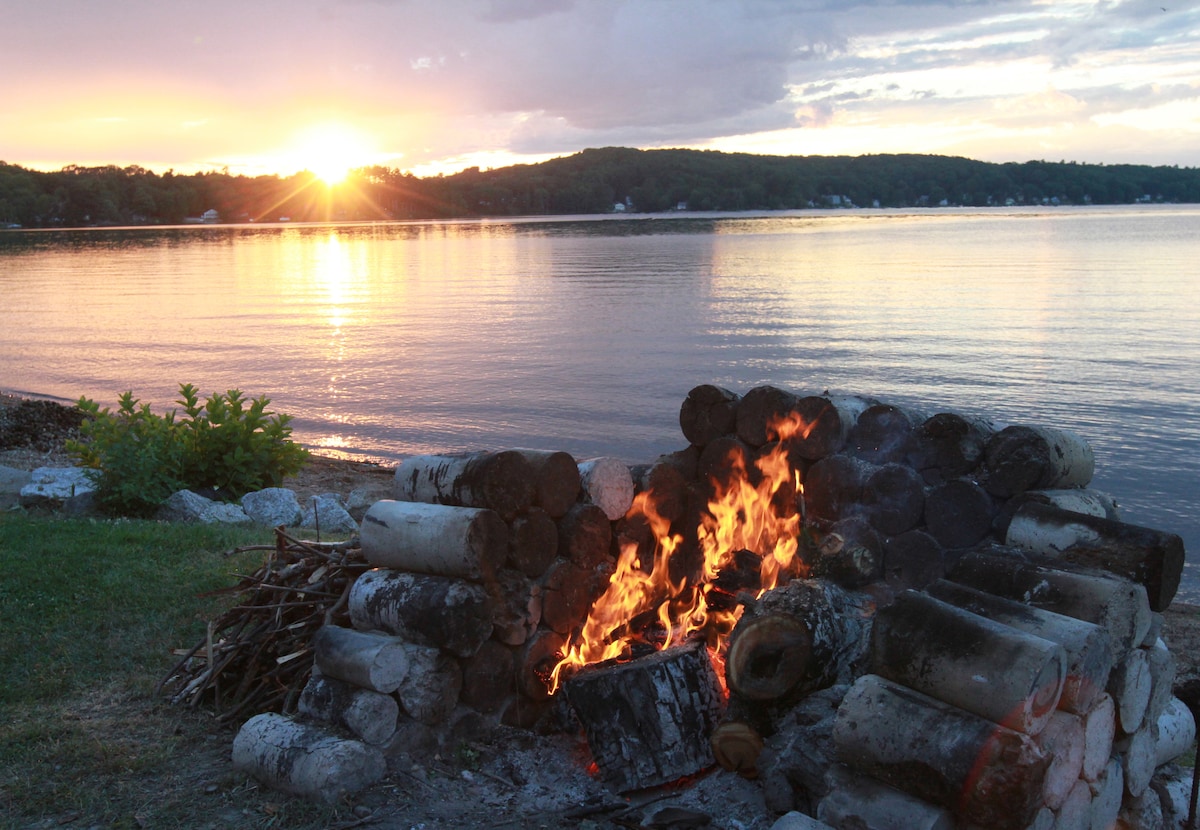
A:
[174, 383, 1193, 829]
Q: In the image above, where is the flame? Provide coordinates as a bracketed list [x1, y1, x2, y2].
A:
[548, 415, 812, 694]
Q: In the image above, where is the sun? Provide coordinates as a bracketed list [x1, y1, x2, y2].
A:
[287, 122, 376, 185]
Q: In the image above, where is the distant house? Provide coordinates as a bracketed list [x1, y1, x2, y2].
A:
[201, 209, 220, 223]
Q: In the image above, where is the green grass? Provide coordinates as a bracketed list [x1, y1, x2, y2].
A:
[0, 514, 360, 828]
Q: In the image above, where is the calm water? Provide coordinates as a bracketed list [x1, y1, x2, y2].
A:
[3, 207, 1199, 597]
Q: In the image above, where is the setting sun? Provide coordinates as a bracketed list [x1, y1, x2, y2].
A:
[286, 123, 377, 184]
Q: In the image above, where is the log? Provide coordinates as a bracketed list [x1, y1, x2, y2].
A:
[1106, 646, 1151, 734]
[882, 529, 945, 591]
[1088, 758, 1124, 830]
[565, 638, 724, 792]
[311, 624, 411, 694]
[924, 579, 1113, 715]
[486, 568, 542, 646]
[231, 712, 386, 803]
[348, 568, 494, 658]
[508, 506, 559, 578]
[556, 502, 613, 570]
[459, 639, 516, 714]
[632, 458, 691, 525]
[993, 488, 1121, 540]
[1113, 722, 1156, 798]
[696, 434, 752, 494]
[297, 672, 399, 746]
[709, 721, 764, 778]
[802, 454, 873, 524]
[735, 385, 800, 448]
[848, 402, 925, 465]
[1033, 710, 1085, 810]
[679, 384, 740, 447]
[1055, 779, 1092, 830]
[1081, 692, 1116, 781]
[360, 500, 509, 582]
[540, 558, 608, 636]
[769, 813, 836, 830]
[1146, 637, 1176, 723]
[860, 461, 925, 536]
[578, 457, 634, 520]
[923, 478, 996, 549]
[870, 590, 1066, 734]
[394, 449, 535, 519]
[906, 411, 997, 485]
[1155, 696, 1196, 766]
[786, 395, 869, 461]
[515, 627, 565, 701]
[394, 643, 462, 725]
[1005, 501, 1185, 612]
[509, 448, 580, 518]
[725, 579, 872, 702]
[812, 516, 883, 588]
[817, 765, 956, 830]
[832, 674, 1050, 830]
[982, 425, 1096, 498]
[947, 546, 1152, 661]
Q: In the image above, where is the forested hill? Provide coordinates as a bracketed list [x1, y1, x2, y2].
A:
[3, 147, 1199, 228]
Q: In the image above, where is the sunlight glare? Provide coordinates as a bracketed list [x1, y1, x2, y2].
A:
[287, 123, 376, 184]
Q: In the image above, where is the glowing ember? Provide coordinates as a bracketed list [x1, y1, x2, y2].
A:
[548, 416, 813, 693]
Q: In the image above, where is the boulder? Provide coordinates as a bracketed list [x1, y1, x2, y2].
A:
[19, 466, 94, 507]
[301, 493, 358, 535]
[0, 464, 30, 509]
[158, 489, 252, 525]
[241, 487, 304, 526]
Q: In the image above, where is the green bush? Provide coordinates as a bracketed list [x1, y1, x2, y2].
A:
[67, 384, 310, 517]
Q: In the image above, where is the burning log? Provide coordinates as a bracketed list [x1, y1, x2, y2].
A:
[848, 402, 926, 465]
[982, 425, 1096, 498]
[297, 672, 399, 745]
[1004, 501, 1185, 612]
[394, 449, 536, 519]
[311, 624, 410, 694]
[906, 411, 997, 485]
[923, 478, 996, 549]
[870, 590, 1066, 735]
[459, 639, 516, 714]
[947, 546, 1152, 661]
[924, 579, 1113, 715]
[508, 506, 559, 578]
[565, 638, 724, 792]
[578, 456, 634, 520]
[509, 448, 581, 518]
[515, 628, 565, 701]
[556, 502, 613, 570]
[486, 568, 541, 646]
[347, 569, 494, 658]
[735, 385, 799, 447]
[860, 461, 925, 535]
[231, 712, 386, 804]
[360, 500, 509, 582]
[630, 458, 692, 525]
[724, 579, 872, 703]
[787, 395, 872, 461]
[812, 516, 882, 588]
[697, 435, 753, 494]
[541, 559, 608, 636]
[394, 643, 462, 725]
[882, 529, 945, 591]
[679, 383, 740, 447]
[832, 674, 1050, 830]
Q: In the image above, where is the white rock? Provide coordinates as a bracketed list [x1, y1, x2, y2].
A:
[241, 487, 303, 526]
[301, 493, 358, 535]
[19, 466, 94, 503]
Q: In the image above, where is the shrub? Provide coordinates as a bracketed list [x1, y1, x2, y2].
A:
[67, 384, 310, 517]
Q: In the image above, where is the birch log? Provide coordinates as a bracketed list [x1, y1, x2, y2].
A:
[832, 674, 1050, 830]
[906, 412, 997, 485]
[394, 450, 535, 519]
[1005, 501, 1185, 612]
[1155, 696, 1196, 766]
[860, 461, 925, 536]
[459, 639, 516, 714]
[802, 454, 873, 524]
[923, 478, 996, 549]
[556, 502, 613, 570]
[1106, 646, 1152, 734]
[812, 516, 883, 588]
[231, 712, 386, 803]
[1081, 692, 1117, 781]
[508, 506, 559, 578]
[679, 384, 740, 447]
[870, 590, 1066, 734]
[361, 500, 508, 582]
[817, 765, 956, 830]
[993, 488, 1121, 540]
[578, 457, 634, 520]
[983, 425, 1096, 498]
[348, 569, 494, 658]
[311, 624, 411, 693]
[882, 529, 945, 591]
[787, 395, 870, 461]
[297, 672, 399, 746]
[394, 643, 462, 725]
[849, 402, 926, 465]
[1033, 710, 1085, 809]
[1113, 723, 1156, 798]
[509, 448, 580, 518]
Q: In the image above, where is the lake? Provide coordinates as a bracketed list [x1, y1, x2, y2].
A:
[2, 206, 1198, 597]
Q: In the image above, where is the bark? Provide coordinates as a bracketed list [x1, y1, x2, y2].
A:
[870, 589, 1066, 735]
[679, 384, 740, 447]
[696, 435, 753, 494]
[311, 624, 411, 694]
[1081, 692, 1117, 782]
[725, 578, 872, 702]
[459, 639, 516, 714]
[394, 449, 535, 519]
[924, 578, 1113, 715]
[817, 765, 956, 830]
[509, 448, 581, 518]
[735, 385, 800, 448]
[394, 643, 462, 725]
[983, 425, 1096, 498]
[1155, 696, 1196, 766]
[992, 487, 1121, 540]
[360, 500, 509, 582]
[297, 672, 399, 746]
[924, 478, 996, 549]
[556, 502, 613, 570]
[882, 529, 945, 591]
[632, 458, 692, 526]
[231, 712, 386, 804]
[578, 457, 634, 520]
[1005, 501, 1185, 612]
[507, 506, 559, 579]
[515, 628, 565, 701]
[540, 558, 609, 636]
[906, 412, 998, 485]
[861, 461, 925, 535]
[348, 568, 494, 658]
[812, 516, 883, 588]
[848, 402, 926, 465]
[565, 638, 724, 792]
[832, 674, 1050, 830]
[786, 395, 871, 461]
[1106, 646, 1152, 734]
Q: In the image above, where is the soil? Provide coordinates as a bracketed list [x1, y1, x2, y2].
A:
[4, 390, 1200, 829]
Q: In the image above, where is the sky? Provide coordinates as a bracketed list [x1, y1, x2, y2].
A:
[2, 0, 1198, 178]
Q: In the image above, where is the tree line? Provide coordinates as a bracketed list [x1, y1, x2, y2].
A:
[3, 147, 1199, 228]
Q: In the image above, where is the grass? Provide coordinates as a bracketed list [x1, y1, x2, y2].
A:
[0, 514, 357, 828]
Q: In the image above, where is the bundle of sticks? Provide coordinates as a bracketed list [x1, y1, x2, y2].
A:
[157, 528, 370, 722]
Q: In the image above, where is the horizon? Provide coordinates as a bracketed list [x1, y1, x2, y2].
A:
[2, 2, 1198, 179]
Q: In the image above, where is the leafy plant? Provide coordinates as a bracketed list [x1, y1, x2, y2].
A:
[67, 384, 310, 517]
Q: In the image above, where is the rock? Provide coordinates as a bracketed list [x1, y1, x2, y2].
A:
[301, 493, 358, 535]
[19, 466, 94, 507]
[0, 464, 31, 509]
[241, 487, 304, 526]
[157, 489, 252, 524]
[346, 485, 390, 521]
